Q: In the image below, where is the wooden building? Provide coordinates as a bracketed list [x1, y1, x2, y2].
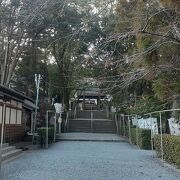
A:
[0, 85, 36, 142]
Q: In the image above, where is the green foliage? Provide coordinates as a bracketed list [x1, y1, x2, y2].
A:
[130, 128, 151, 150]
[114, 0, 180, 109]
[153, 71, 180, 101]
[118, 125, 151, 150]
[130, 128, 137, 145]
[137, 129, 151, 149]
[126, 96, 167, 115]
[37, 127, 54, 148]
[154, 134, 180, 167]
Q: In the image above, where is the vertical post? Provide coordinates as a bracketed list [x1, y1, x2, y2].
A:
[115, 113, 119, 134]
[74, 106, 76, 119]
[128, 116, 131, 144]
[65, 112, 69, 133]
[54, 113, 56, 143]
[136, 115, 139, 147]
[83, 91, 85, 110]
[107, 105, 110, 119]
[98, 94, 100, 110]
[117, 114, 119, 132]
[0, 103, 6, 171]
[59, 110, 62, 134]
[32, 74, 41, 144]
[159, 112, 163, 160]
[120, 115, 122, 135]
[91, 105, 93, 133]
[31, 112, 34, 133]
[150, 114, 154, 153]
[46, 111, 48, 149]
[123, 114, 125, 136]
[67, 112, 69, 132]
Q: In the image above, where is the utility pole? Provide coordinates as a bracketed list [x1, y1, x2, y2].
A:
[32, 74, 41, 144]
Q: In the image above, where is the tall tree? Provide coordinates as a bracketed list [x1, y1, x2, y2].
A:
[0, 0, 52, 86]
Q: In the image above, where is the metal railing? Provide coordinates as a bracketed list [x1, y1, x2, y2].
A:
[64, 111, 69, 133]
[144, 108, 180, 160]
[115, 108, 180, 161]
[74, 106, 77, 119]
[108, 111, 119, 134]
[114, 114, 119, 134]
[45, 110, 57, 149]
[91, 105, 93, 132]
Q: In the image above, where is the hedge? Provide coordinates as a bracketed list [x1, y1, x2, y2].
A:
[154, 134, 180, 167]
[138, 128, 151, 149]
[130, 128, 137, 145]
[130, 128, 151, 150]
[37, 127, 54, 148]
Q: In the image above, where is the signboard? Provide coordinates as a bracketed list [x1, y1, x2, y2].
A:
[54, 103, 63, 114]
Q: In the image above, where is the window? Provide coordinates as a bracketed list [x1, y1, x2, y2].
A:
[10, 108, 16, 124]
[0, 106, 2, 124]
[17, 102, 22, 108]
[5, 107, 10, 124]
[0, 99, 23, 125]
[17, 110, 22, 124]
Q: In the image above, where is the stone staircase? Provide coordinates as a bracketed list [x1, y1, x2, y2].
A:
[67, 110, 117, 134]
[76, 111, 91, 119]
[84, 104, 98, 110]
[1, 143, 22, 162]
[68, 119, 91, 133]
[93, 120, 117, 133]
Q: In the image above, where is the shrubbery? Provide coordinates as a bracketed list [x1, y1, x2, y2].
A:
[120, 127, 151, 150]
[137, 128, 151, 149]
[119, 126, 151, 149]
[154, 134, 180, 167]
[130, 128, 137, 145]
[37, 127, 54, 148]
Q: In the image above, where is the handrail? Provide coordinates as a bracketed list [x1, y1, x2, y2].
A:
[74, 106, 77, 119]
[64, 111, 69, 133]
[115, 113, 119, 134]
[106, 106, 109, 119]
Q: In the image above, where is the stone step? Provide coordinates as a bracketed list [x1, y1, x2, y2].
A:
[56, 133, 125, 142]
[93, 123, 116, 127]
[69, 129, 92, 133]
[93, 130, 117, 133]
[68, 120, 117, 133]
[93, 126, 116, 130]
[2, 143, 9, 148]
[76, 111, 108, 119]
[2, 146, 16, 154]
[2, 149, 22, 161]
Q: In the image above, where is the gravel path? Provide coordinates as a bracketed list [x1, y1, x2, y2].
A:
[1, 140, 180, 180]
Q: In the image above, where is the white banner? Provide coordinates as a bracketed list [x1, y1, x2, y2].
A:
[168, 118, 180, 136]
[132, 117, 158, 135]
